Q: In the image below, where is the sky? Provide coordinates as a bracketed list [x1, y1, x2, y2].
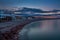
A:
[0, 0, 60, 11]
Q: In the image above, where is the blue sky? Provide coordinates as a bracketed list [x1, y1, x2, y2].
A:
[0, 0, 60, 10]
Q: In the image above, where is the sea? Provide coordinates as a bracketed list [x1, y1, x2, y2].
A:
[19, 19, 60, 40]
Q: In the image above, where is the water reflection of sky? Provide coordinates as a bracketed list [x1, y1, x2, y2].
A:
[19, 19, 60, 40]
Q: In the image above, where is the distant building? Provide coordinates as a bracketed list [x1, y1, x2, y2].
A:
[14, 12, 22, 14]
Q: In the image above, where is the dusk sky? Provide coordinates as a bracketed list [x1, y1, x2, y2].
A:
[0, 0, 60, 11]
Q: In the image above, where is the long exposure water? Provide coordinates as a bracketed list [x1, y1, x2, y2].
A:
[19, 19, 60, 40]
[0, 13, 60, 40]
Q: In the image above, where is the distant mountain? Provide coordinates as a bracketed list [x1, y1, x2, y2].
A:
[0, 7, 60, 14]
[14, 7, 43, 13]
[15, 7, 60, 13]
[52, 9, 60, 12]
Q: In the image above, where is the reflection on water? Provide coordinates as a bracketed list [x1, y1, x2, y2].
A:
[19, 19, 60, 40]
